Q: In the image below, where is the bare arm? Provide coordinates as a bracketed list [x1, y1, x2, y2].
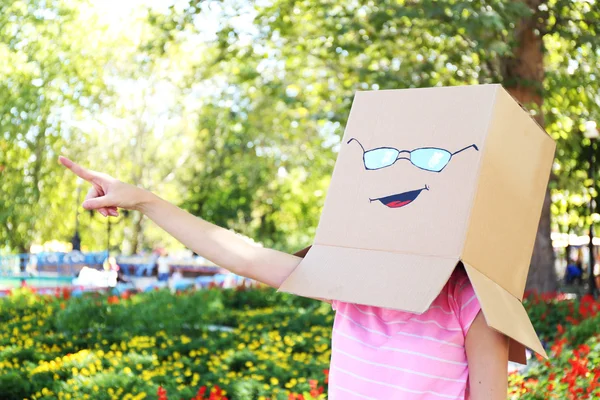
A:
[138, 192, 301, 288]
[59, 156, 300, 288]
[465, 311, 509, 400]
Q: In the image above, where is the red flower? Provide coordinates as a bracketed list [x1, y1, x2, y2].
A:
[581, 294, 594, 304]
[577, 344, 591, 357]
[525, 378, 539, 386]
[566, 315, 580, 325]
[107, 295, 119, 304]
[157, 386, 168, 400]
[61, 287, 71, 300]
[551, 338, 568, 356]
[309, 379, 324, 397]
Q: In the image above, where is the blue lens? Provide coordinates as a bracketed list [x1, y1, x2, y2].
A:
[364, 148, 400, 170]
[411, 148, 451, 172]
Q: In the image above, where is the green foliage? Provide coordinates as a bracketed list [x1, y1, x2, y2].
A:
[3, 288, 600, 398]
[149, 0, 600, 258]
[0, 0, 598, 262]
[52, 289, 227, 335]
[0, 0, 108, 251]
[0, 288, 330, 399]
[0, 370, 32, 400]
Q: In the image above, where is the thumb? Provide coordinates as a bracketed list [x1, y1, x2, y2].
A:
[82, 196, 115, 210]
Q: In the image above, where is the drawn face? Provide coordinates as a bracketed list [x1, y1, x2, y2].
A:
[314, 88, 488, 257]
[347, 138, 479, 208]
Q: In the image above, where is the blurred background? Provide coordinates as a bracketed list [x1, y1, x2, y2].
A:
[0, 1, 599, 399]
[0, 0, 600, 291]
[1, 0, 599, 293]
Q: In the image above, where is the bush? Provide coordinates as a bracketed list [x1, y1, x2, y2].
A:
[0, 371, 32, 400]
[2, 285, 600, 399]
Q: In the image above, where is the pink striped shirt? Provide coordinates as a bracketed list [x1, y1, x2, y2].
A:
[328, 267, 481, 400]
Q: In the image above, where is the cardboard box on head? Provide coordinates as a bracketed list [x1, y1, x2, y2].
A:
[279, 84, 556, 364]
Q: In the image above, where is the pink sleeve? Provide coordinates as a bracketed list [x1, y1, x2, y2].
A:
[450, 271, 482, 336]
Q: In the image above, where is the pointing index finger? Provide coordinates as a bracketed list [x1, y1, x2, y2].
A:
[58, 156, 98, 183]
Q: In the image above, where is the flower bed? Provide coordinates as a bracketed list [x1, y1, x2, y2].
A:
[0, 286, 599, 399]
[509, 292, 600, 399]
[0, 287, 330, 400]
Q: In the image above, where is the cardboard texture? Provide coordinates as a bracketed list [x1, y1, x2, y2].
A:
[279, 84, 556, 363]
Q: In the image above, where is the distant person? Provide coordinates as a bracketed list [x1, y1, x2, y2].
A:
[157, 252, 170, 282]
[565, 257, 583, 285]
[171, 269, 183, 281]
[110, 259, 131, 284]
[26, 254, 38, 276]
[594, 254, 600, 293]
[103, 256, 119, 271]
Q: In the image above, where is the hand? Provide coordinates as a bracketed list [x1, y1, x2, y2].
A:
[59, 156, 148, 217]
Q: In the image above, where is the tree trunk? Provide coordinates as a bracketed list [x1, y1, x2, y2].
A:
[502, 1, 558, 292]
[130, 211, 144, 255]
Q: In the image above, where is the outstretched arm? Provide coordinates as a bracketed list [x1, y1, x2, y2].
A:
[59, 156, 301, 288]
[138, 192, 301, 288]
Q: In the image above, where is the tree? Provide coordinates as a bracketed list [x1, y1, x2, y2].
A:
[0, 0, 109, 252]
[151, 0, 599, 291]
[0, 1, 207, 254]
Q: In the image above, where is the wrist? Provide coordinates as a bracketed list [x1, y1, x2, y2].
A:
[135, 189, 160, 214]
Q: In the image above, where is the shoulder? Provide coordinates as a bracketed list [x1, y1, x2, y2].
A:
[446, 265, 481, 334]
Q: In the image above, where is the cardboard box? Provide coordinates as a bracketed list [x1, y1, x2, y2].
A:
[279, 84, 556, 363]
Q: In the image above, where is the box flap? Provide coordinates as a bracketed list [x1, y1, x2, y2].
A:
[279, 244, 458, 314]
[463, 262, 547, 362]
[462, 86, 556, 299]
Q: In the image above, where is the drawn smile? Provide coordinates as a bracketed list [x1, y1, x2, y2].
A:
[369, 185, 429, 208]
